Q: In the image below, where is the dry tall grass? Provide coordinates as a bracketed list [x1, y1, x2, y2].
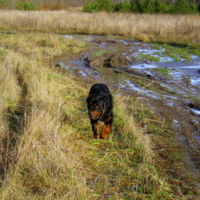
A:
[0, 33, 90, 199]
[0, 10, 200, 45]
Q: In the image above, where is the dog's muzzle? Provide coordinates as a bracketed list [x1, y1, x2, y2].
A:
[89, 110, 102, 120]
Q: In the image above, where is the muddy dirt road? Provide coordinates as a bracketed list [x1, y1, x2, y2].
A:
[56, 35, 200, 187]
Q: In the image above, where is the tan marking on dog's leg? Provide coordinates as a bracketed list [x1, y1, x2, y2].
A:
[100, 123, 111, 139]
[93, 123, 98, 138]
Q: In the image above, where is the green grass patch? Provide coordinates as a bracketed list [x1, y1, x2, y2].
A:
[90, 47, 119, 57]
[153, 43, 200, 61]
[186, 96, 200, 102]
[138, 54, 160, 62]
[92, 49, 109, 57]
[154, 68, 170, 75]
[96, 67, 126, 84]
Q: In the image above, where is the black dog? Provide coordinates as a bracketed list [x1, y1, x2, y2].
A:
[86, 83, 113, 139]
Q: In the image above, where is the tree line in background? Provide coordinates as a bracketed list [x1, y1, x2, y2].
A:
[83, 0, 200, 14]
[0, 0, 86, 10]
[0, 0, 199, 14]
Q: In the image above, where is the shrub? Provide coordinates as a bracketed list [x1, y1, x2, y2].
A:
[97, 0, 114, 12]
[82, 1, 99, 13]
[0, 0, 5, 9]
[82, 0, 114, 12]
[18, 1, 36, 11]
[115, 0, 131, 13]
[142, 0, 155, 13]
[82, 0, 198, 14]
[154, 0, 169, 14]
[131, 0, 143, 13]
[168, 0, 198, 14]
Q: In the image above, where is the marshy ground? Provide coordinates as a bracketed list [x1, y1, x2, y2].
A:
[56, 34, 200, 187]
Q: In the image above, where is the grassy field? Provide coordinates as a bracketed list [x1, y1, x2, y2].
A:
[0, 10, 200, 46]
[0, 11, 199, 199]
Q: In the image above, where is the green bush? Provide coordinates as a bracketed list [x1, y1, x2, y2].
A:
[0, 0, 4, 9]
[154, 0, 169, 13]
[18, 1, 36, 11]
[131, 0, 143, 13]
[115, 0, 131, 13]
[168, 0, 198, 14]
[82, 0, 114, 12]
[142, 0, 155, 13]
[82, 0, 198, 14]
[97, 0, 114, 12]
[82, 1, 99, 13]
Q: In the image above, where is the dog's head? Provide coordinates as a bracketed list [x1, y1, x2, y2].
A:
[86, 94, 105, 120]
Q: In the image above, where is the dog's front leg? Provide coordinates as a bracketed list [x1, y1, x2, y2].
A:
[100, 117, 112, 139]
[91, 120, 98, 138]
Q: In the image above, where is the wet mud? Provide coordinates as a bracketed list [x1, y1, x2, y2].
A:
[55, 35, 200, 189]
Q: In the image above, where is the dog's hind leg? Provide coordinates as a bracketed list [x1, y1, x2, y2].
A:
[91, 120, 98, 138]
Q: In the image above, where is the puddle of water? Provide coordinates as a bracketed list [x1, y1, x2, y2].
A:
[168, 69, 183, 79]
[191, 108, 200, 116]
[158, 56, 175, 63]
[63, 35, 74, 39]
[146, 102, 156, 110]
[123, 80, 142, 92]
[192, 129, 200, 141]
[138, 48, 165, 54]
[130, 63, 157, 69]
[69, 59, 88, 67]
[130, 60, 200, 87]
[84, 36, 94, 41]
[191, 78, 200, 87]
[79, 70, 88, 77]
[118, 39, 129, 45]
[194, 135, 200, 141]
[191, 55, 200, 59]
[131, 46, 181, 63]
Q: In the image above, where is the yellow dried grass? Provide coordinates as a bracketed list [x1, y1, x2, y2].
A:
[0, 10, 199, 44]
